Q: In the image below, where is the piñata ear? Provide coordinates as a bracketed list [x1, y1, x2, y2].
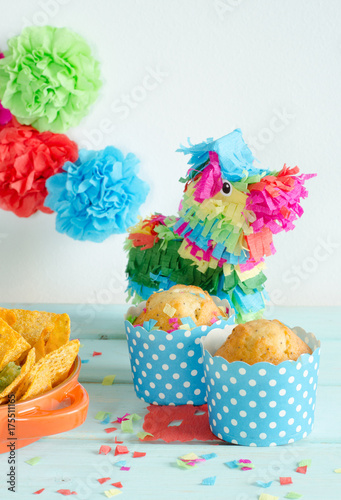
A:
[192, 152, 223, 203]
[245, 165, 316, 260]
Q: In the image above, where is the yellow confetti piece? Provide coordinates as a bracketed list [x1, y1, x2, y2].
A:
[163, 303, 176, 317]
[102, 375, 116, 386]
[180, 452, 199, 461]
[334, 468, 341, 473]
[178, 324, 191, 330]
[259, 494, 279, 500]
[104, 489, 122, 498]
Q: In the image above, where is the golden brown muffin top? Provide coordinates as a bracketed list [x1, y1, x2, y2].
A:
[133, 284, 227, 332]
[214, 319, 312, 365]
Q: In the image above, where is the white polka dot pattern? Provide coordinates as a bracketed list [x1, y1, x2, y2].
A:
[125, 318, 232, 405]
[201, 326, 320, 447]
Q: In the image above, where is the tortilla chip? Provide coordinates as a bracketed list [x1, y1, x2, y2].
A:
[0, 396, 8, 405]
[20, 362, 52, 401]
[0, 318, 31, 372]
[45, 314, 71, 354]
[0, 308, 16, 328]
[3, 309, 57, 346]
[30, 339, 79, 388]
[0, 348, 35, 398]
[32, 331, 46, 362]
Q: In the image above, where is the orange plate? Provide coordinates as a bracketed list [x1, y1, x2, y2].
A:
[0, 356, 89, 453]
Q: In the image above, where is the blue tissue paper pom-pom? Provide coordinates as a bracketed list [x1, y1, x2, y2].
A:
[45, 147, 150, 242]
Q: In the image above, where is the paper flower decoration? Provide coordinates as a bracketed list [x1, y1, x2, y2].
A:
[0, 53, 11, 125]
[45, 147, 150, 242]
[0, 26, 101, 133]
[0, 119, 78, 217]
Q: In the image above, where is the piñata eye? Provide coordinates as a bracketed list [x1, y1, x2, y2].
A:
[221, 181, 232, 196]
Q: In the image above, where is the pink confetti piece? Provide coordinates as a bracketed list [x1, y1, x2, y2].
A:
[99, 445, 112, 455]
[241, 466, 253, 471]
[105, 427, 117, 433]
[120, 466, 130, 471]
[116, 413, 131, 423]
[98, 478, 111, 484]
[34, 489, 45, 495]
[239, 459, 252, 464]
[57, 490, 77, 496]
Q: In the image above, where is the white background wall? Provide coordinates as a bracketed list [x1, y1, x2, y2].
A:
[0, 0, 340, 306]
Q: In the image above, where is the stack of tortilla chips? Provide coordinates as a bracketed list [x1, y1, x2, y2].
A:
[0, 308, 79, 404]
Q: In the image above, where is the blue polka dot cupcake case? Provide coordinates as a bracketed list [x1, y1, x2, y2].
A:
[200, 326, 320, 447]
[124, 298, 235, 406]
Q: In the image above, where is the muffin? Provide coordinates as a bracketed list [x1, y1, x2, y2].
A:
[133, 284, 228, 332]
[214, 319, 312, 365]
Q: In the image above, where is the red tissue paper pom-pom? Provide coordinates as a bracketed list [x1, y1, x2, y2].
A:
[0, 118, 78, 217]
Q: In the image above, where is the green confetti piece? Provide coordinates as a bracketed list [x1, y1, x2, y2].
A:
[79, 343, 84, 348]
[136, 431, 153, 440]
[176, 459, 197, 470]
[121, 413, 142, 433]
[95, 411, 111, 421]
[298, 459, 311, 467]
[102, 375, 116, 386]
[285, 493, 303, 499]
[25, 457, 41, 466]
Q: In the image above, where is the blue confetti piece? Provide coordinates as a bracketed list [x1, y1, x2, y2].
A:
[100, 415, 111, 425]
[115, 460, 126, 467]
[81, 359, 89, 364]
[180, 316, 196, 328]
[201, 453, 218, 460]
[225, 460, 239, 469]
[202, 476, 216, 486]
[256, 481, 273, 488]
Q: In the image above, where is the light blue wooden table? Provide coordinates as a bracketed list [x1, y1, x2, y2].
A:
[0, 305, 340, 500]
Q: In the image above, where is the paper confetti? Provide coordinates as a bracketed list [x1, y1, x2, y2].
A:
[95, 411, 112, 421]
[285, 494, 302, 499]
[81, 359, 89, 364]
[57, 491, 77, 496]
[111, 482, 123, 488]
[121, 413, 142, 433]
[334, 468, 341, 473]
[202, 476, 216, 485]
[163, 303, 176, 317]
[93, 351, 102, 356]
[102, 375, 116, 385]
[137, 431, 154, 440]
[115, 436, 124, 444]
[225, 460, 239, 469]
[176, 459, 197, 470]
[298, 459, 311, 468]
[115, 413, 131, 423]
[280, 477, 293, 485]
[25, 457, 41, 466]
[105, 427, 117, 433]
[98, 478, 111, 484]
[120, 466, 130, 471]
[256, 481, 273, 488]
[104, 489, 122, 498]
[33, 489, 45, 495]
[296, 466, 307, 474]
[180, 453, 199, 461]
[115, 461, 126, 467]
[99, 445, 112, 455]
[133, 451, 146, 458]
[201, 453, 218, 460]
[259, 494, 279, 500]
[115, 445, 129, 456]
[101, 415, 112, 425]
